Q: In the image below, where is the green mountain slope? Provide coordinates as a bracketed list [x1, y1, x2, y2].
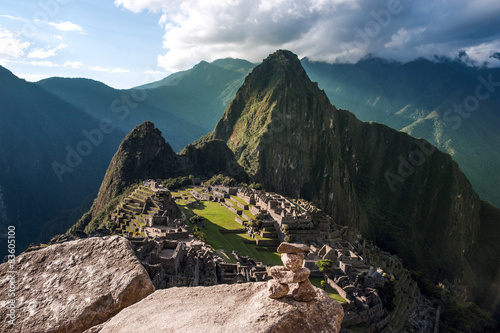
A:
[37, 58, 255, 152]
[205, 50, 499, 311]
[301, 57, 500, 208]
[36, 77, 207, 152]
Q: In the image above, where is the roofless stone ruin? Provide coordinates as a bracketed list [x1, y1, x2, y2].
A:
[267, 242, 316, 301]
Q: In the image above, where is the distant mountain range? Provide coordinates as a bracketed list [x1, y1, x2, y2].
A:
[1, 52, 499, 259]
[37, 58, 255, 151]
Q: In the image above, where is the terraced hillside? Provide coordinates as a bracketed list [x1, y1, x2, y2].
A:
[110, 185, 160, 236]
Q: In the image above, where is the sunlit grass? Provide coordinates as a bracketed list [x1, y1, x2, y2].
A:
[310, 277, 347, 303]
[178, 199, 281, 265]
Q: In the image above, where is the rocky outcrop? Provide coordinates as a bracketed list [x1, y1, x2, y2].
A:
[0, 236, 154, 333]
[88, 282, 344, 333]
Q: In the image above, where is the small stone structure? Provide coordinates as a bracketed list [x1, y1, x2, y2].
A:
[267, 242, 316, 301]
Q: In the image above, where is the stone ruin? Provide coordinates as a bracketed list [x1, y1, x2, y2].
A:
[267, 242, 316, 302]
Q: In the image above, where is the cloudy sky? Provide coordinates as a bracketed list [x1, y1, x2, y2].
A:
[1, 0, 500, 88]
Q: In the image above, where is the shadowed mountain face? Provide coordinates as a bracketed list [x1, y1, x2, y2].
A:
[301, 57, 500, 208]
[0, 66, 125, 254]
[205, 50, 499, 310]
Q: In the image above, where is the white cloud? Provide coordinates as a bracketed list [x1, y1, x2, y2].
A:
[54, 35, 64, 40]
[462, 41, 500, 64]
[115, 0, 500, 70]
[114, 0, 170, 13]
[385, 28, 426, 49]
[63, 61, 83, 69]
[89, 66, 129, 73]
[48, 21, 84, 33]
[27, 44, 67, 59]
[0, 15, 24, 21]
[27, 61, 59, 67]
[0, 26, 30, 59]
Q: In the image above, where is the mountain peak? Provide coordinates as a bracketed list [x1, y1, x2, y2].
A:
[252, 49, 309, 82]
[265, 49, 302, 66]
[71, 121, 182, 233]
[209, 49, 333, 177]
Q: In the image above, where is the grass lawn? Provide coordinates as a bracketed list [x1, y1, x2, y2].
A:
[310, 277, 347, 304]
[191, 201, 243, 230]
[242, 209, 255, 219]
[230, 195, 250, 206]
[180, 200, 282, 265]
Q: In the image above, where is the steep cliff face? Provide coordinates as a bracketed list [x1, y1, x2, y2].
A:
[179, 139, 247, 182]
[209, 50, 498, 307]
[71, 121, 183, 233]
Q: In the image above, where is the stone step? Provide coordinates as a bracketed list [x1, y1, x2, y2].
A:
[138, 186, 154, 195]
[260, 231, 277, 238]
[122, 206, 140, 215]
[130, 192, 146, 201]
[124, 198, 142, 206]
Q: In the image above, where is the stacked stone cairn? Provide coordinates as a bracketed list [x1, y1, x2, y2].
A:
[267, 242, 316, 302]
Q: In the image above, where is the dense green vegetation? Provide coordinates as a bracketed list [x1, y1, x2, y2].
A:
[302, 57, 500, 208]
[315, 259, 335, 275]
[162, 176, 193, 190]
[411, 271, 499, 332]
[204, 174, 238, 186]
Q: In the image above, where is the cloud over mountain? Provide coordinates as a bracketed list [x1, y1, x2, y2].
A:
[115, 0, 500, 71]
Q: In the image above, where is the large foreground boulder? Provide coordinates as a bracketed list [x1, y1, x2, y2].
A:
[90, 281, 344, 333]
[0, 236, 154, 333]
